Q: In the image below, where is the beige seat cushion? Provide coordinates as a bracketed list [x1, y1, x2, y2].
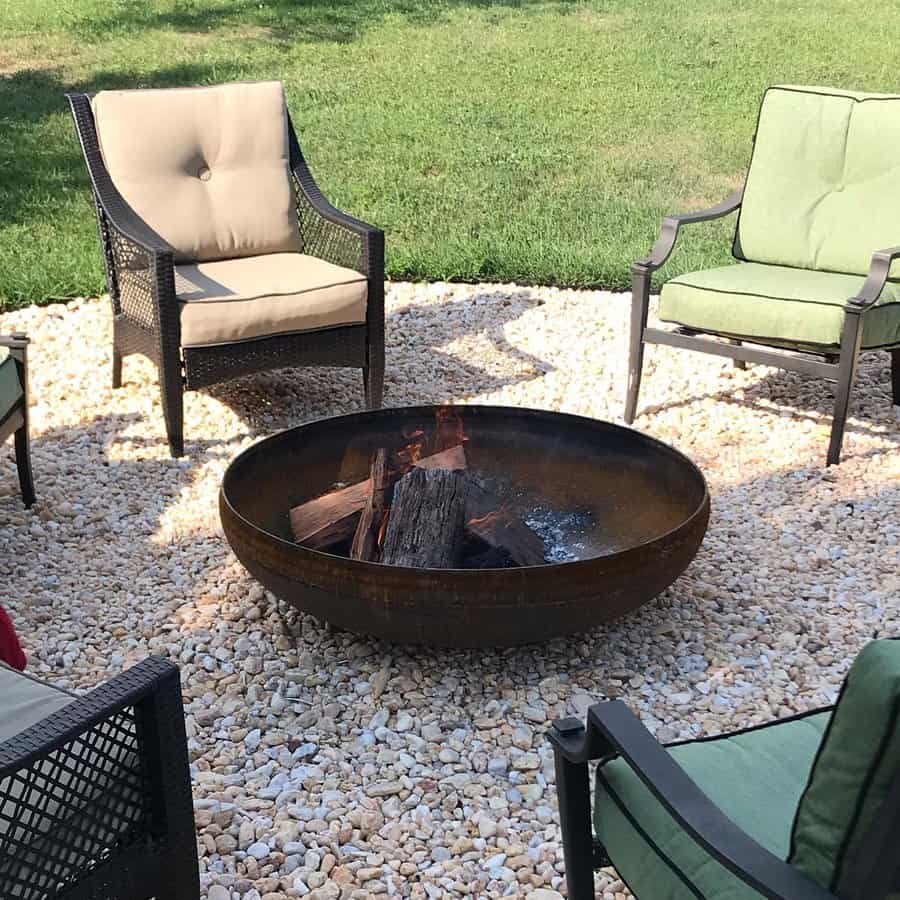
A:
[176, 252, 368, 347]
[92, 81, 302, 263]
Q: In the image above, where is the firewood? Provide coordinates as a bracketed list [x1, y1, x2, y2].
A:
[289, 479, 369, 548]
[465, 509, 546, 567]
[290, 445, 467, 547]
[351, 448, 390, 561]
[380, 467, 469, 568]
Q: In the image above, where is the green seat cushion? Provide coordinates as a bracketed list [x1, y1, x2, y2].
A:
[736, 85, 900, 278]
[790, 639, 900, 898]
[658, 263, 900, 350]
[0, 348, 23, 421]
[595, 711, 830, 899]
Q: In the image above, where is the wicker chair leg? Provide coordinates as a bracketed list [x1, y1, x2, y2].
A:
[135, 663, 201, 900]
[624, 268, 650, 424]
[891, 348, 900, 407]
[827, 312, 863, 466]
[365, 348, 385, 409]
[112, 347, 123, 389]
[13, 421, 35, 509]
[160, 376, 185, 458]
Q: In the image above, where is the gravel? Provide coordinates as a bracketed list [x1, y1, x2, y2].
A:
[2, 282, 898, 898]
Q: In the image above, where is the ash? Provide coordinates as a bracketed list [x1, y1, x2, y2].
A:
[525, 506, 593, 562]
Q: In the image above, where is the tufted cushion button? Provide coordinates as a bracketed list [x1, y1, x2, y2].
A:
[197, 165, 211, 182]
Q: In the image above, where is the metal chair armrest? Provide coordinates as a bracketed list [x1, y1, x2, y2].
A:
[0, 333, 29, 350]
[846, 245, 900, 311]
[551, 700, 837, 900]
[633, 189, 744, 273]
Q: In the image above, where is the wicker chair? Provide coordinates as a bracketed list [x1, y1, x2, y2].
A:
[550, 638, 900, 900]
[0, 657, 199, 899]
[627, 85, 900, 466]
[0, 332, 34, 507]
[67, 81, 385, 457]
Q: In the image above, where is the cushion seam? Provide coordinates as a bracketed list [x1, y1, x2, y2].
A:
[787, 677, 850, 866]
[178, 277, 366, 304]
[665, 280, 900, 310]
[831, 693, 900, 892]
[596, 769, 705, 899]
[665, 706, 832, 750]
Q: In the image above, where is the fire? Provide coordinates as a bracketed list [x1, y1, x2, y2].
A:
[432, 406, 468, 453]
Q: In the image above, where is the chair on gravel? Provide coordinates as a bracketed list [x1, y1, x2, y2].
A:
[68, 80, 385, 457]
[550, 637, 900, 899]
[626, 85, 900, 465]
[0, 657, 199, 899]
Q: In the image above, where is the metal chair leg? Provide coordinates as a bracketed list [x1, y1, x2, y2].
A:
[624, 267, 650, 424]
[14, 422, 35, 509]
[729, 339, 747, 370]
[553, 722, 597, 900]
[891, 348, 900, 407]
[827, 313, 863, 466]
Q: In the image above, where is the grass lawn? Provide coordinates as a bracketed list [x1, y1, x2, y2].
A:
[1, 0, 899, 308]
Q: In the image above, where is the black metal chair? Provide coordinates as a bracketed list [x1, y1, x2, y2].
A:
[550, 638, 900, 899]
[626, 85, 900, 466]
[0, 657, 199, 899]
[67, 81, 385, 458]
[0, 332, 34, 507]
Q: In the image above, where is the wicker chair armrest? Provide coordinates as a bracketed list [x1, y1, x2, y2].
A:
[551, 700, 837, 900]
[634, 189, 744, 273]
[846, 245, 900, 311]
[0, 657, 179, 775]
[287, 120, 384, 278]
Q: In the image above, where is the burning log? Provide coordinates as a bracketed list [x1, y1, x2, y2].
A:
[380, 467, 469, 568]
[351, 448, 390, 561]
[465, 509, 546, 567]
[289, 444, 467, 549]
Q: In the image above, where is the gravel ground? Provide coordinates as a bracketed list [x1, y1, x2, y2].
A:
[2, 282, 898, 899]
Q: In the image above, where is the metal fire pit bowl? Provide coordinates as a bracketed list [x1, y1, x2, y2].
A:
[220, 405, 709, 647]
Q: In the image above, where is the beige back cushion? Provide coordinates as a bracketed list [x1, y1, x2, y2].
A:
[92, 81, 302, 263]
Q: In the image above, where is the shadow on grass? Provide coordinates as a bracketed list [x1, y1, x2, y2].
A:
[0, 63, 240, 231]
[73, 0, 583, 45]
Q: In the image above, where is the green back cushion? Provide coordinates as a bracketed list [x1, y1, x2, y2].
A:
[736, 86, 900, 277]
[790, 639, 900, 896]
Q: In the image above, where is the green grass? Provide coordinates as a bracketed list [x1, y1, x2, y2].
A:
[2, 0, 899, 307]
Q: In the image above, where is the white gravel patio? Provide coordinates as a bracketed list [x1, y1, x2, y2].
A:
[1, 282, 898, 900]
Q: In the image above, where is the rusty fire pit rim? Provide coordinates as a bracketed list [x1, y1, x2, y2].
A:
[220, 403, 710, 574]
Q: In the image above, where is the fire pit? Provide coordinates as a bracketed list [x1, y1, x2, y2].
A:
[220, 405, 709, 647]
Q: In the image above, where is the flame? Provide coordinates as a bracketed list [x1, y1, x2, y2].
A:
[433, 406, 468, 452]
[395, 427, 426, 473]
[376, 507, 391, 547]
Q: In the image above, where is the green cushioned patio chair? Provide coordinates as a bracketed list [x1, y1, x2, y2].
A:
[626, 85, 900, 465]
[550, 638, 900, 899]
[0, 332, 34, 507]
[0, 657, 200, 899]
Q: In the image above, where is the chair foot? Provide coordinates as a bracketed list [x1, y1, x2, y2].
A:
[625, 269, 650, 425]
[160, 377, 185, 458]
[112, 349, 123, 389]
[729, 339, 746, 370]
[14, 424, 35, 508]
